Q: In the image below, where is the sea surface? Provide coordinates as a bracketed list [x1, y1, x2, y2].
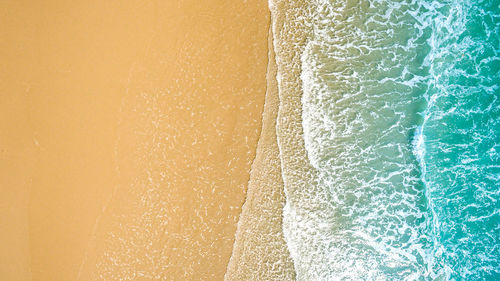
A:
[269, 0, 499, 279]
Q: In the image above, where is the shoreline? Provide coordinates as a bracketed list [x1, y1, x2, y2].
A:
[224, 22, 296, 281]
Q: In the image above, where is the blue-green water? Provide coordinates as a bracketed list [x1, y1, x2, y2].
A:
[416, 0, 500, 279]
[270, 0, 499, 279]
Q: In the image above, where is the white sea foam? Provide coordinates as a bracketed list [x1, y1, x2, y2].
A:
[271, 0, 499, 279]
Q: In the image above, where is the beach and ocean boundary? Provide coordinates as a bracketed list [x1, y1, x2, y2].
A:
[225, 25, 296, 281]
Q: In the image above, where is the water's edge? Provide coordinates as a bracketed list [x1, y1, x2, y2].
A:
[224, 11, 297, 280]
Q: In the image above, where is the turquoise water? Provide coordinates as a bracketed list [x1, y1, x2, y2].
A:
[416, 0, 499, 279]
[270, 0, 499, 279]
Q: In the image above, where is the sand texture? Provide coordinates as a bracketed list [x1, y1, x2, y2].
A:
[224, 28, 296, 281]
[1, 0, 269, 280]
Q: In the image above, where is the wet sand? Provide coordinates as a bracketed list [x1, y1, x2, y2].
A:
[224, 29, 296, 281]
[1, 0, 269, 280]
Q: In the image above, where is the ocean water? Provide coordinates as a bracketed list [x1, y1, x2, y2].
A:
[269, 0, 499, 280]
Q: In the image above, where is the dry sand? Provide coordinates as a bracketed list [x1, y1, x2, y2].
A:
[1, 0, 270, 280]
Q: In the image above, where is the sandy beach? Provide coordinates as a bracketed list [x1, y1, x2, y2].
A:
[5, 0, 494, 280]
[1, 0, 270, 280]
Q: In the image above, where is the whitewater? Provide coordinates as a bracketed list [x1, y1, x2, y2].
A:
[269, 0, 499, 280]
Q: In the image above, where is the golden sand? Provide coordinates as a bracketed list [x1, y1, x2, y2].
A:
[1, 0, 269, 280]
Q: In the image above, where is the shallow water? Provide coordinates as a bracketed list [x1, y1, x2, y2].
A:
[271, 0, 499, 279]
